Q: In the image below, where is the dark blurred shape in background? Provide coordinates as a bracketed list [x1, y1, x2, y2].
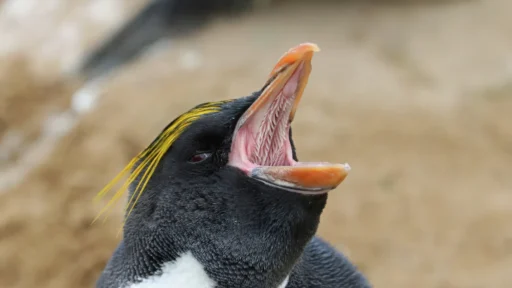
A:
[78, 0, 256, 82]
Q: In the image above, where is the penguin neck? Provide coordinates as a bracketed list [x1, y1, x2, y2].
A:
[119, 188, 327, 287]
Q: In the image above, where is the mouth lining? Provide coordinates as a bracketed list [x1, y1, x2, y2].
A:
[229, 62, 302, 173]
[228, 43, 350, 194]
[249, 62, 303, 167]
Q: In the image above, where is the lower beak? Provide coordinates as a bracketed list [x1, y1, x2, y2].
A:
[230, 43, 350, 194]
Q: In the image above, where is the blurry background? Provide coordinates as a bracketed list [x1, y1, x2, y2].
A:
[1, 0, 511, 287]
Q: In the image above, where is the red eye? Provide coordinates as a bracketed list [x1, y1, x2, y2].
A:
[189, 152, 211, 163]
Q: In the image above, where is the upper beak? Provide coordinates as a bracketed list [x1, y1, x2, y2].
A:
[235, 43, 320, 130]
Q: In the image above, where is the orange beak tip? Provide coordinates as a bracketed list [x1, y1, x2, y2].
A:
[270, 42, 320, 75]
[308, 43, 321, 52]
[294, 42, 320, 53]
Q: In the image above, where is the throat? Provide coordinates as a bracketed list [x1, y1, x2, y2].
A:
[104, 187, 326, 288]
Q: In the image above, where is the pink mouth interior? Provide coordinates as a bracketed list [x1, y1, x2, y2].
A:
[228, 64, 304, 174]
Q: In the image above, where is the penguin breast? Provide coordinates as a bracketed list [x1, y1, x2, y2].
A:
[125, 251, 215, 288]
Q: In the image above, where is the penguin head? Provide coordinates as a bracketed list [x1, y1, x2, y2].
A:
[96, 43, 350, 266]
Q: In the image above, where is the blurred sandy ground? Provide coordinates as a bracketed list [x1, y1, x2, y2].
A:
[1, 0, 511, 287]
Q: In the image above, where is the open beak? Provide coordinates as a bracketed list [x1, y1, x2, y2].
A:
[229, 43, 350, 194]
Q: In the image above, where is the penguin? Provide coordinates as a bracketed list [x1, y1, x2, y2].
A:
[95, 43, 372, 288]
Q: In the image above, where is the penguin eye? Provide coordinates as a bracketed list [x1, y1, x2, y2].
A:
[188, 152, 212, 163]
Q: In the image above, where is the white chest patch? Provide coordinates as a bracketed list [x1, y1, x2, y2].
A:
[126, 251, 216, 288]
[277, 275, 290, 288]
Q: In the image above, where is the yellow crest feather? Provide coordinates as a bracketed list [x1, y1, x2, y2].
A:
[93, 100, 232, 227]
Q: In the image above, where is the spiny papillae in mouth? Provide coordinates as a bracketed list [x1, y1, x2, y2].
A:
[250, 62, 303, 167]
[251, 93, 294, 167]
